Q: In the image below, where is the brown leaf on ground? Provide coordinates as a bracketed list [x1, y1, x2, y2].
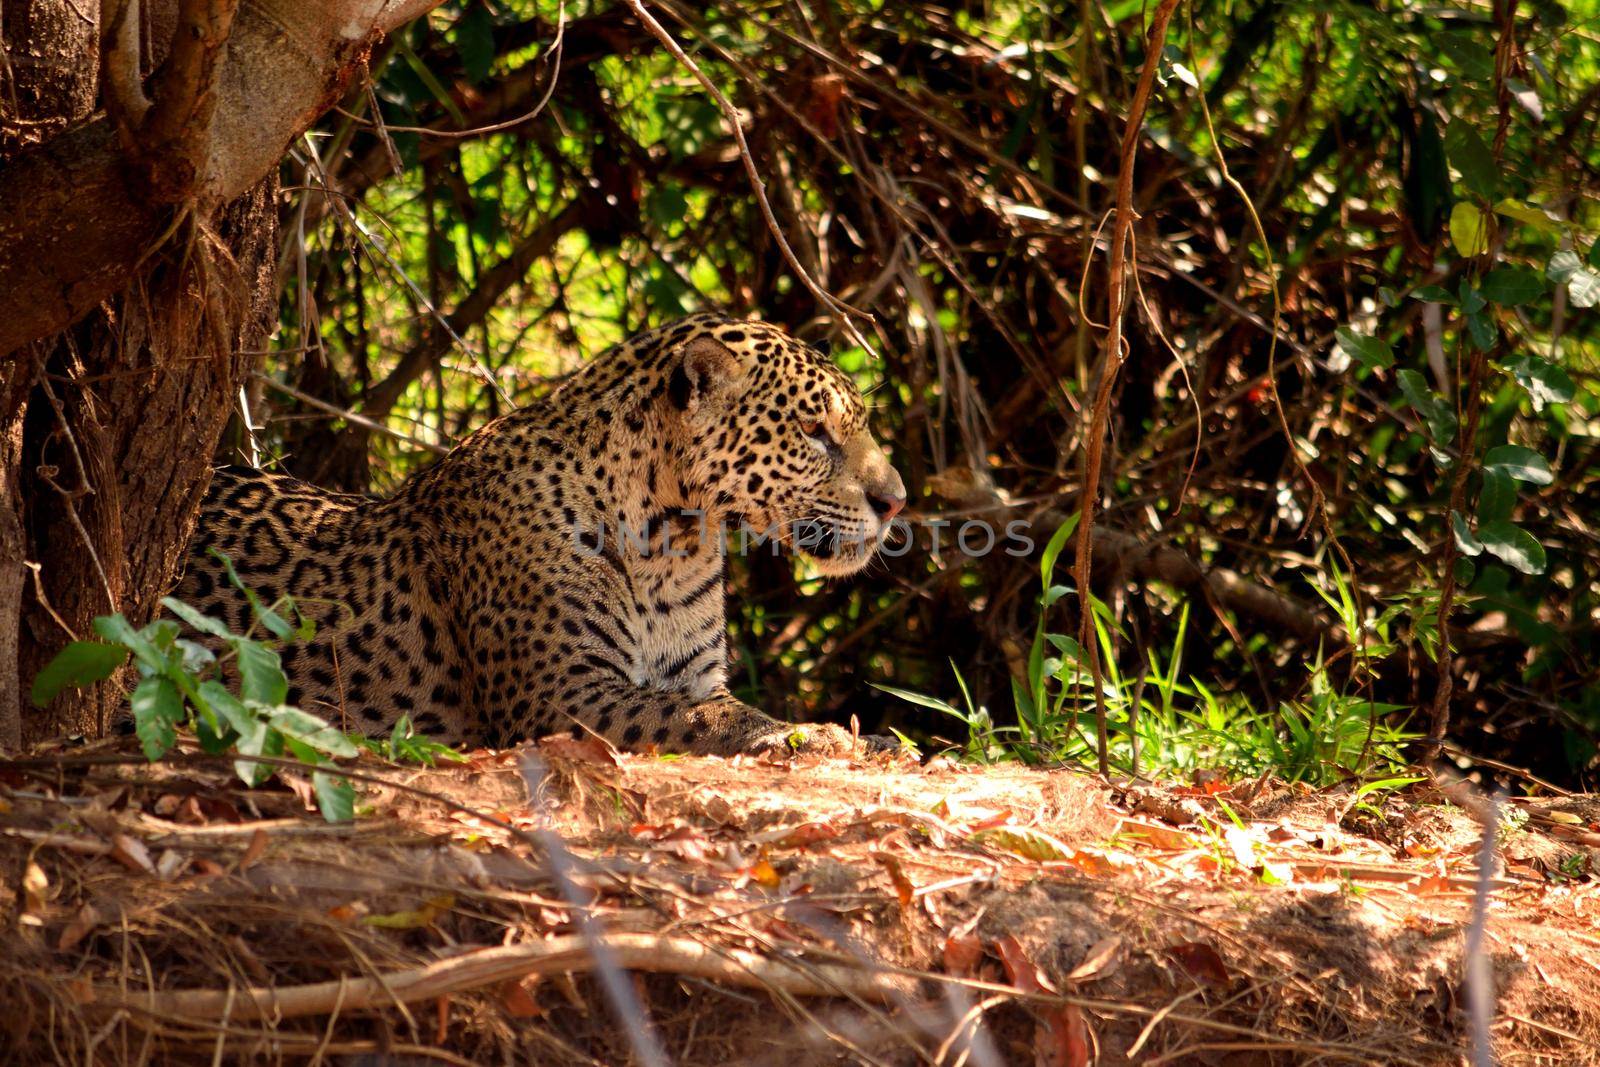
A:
[875, 852, 916, 908]
[942, 934, 984, 977]
[56, 903, 99, 953]
[1165, 941, 1231, 988]
[538, 734, 620, 768]
[1065, 935, 1122, 982]
[108, 834, 155, 875]
[239, 828, 269, 871]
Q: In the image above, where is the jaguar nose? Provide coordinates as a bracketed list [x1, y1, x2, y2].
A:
[869, 491, 906, 521]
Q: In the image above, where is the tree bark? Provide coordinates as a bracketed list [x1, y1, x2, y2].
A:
[0, 0, 443, 744]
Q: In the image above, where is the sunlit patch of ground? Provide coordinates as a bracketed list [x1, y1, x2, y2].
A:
[3, 736, 1599, 1065]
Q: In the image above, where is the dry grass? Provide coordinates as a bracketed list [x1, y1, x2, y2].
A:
[3, 735, 1599, 1065]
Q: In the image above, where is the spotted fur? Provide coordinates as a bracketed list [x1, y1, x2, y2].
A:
[177, 314, 907, 755]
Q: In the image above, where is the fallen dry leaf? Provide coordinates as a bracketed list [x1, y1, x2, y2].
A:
[1065, 935, 1122, 983]
[56, 903, 99, 953]
[239, 828, 269, 871]
[109, 834, 155, 875]
[1165, 941, 1231, 988]
[775, 819, 844, 849]
[942, 934, 985, 977]
[875, 853, 916, 908]
[500, 978, 543, 1018]
[538, 734, 620, 768]
[996, 934, 1056, 994]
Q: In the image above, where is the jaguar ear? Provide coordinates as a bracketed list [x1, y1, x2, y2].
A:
[669, 336, 742, 414]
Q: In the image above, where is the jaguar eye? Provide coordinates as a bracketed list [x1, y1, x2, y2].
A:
[800, 420, 827, 441]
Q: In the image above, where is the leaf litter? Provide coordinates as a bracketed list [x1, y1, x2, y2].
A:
[1, 735, 1599, 1064]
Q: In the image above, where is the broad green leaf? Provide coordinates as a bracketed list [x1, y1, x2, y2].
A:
[1480, 267, 1543, 306]
[198, 680, 258, 736]
[268, 706, 359, 758]
[1496, 199, 1563, 235]
[1503, 354, 1575, 410]
[1465, 311, 1497, 350]
[1449, 202, 1489, 257]
[210, 549, 295, 639]
[1438, 33, 1496, 79]
[1478, 521, 1547, 575]
[1334, 327, 1394, 371]
[1450, 512, 1483, 557]
[232, 639, 288, 706]
[130, 675, 183, 761]
[1397, 369, 1459, 442]
[1454, 557, 1477, 585]
[1483, 444, 1553, 485]
[1444, 121, 1497, 198]
[92, 614, 162, 670]
[161, 596, 234, 639]
[1568, 269, 1600, 308]
[1459, 283, 1486, 315]
[312, 771, 356, 823]
[1410, 285, 1454, 303]
[1547, 250, 1583, 283]
[454, 4, 496, 85]
[176, 640, 215, 674]
[1478, 468, 1516, 523]
[31, 641, 127, 707]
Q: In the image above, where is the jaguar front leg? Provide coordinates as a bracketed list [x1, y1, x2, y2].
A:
[540, 675, 878, 757]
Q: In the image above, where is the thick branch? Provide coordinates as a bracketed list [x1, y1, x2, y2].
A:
[100, 931, 913, 1020]
[358, 197, 587, 421]
[0, 0, 447, 357]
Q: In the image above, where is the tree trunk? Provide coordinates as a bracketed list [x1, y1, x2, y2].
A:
[14, 182, 278, 742]
[0, 0, 441, 746]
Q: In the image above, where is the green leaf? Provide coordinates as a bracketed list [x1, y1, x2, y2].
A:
[1480, 267, 1543, 306]
[1334, 327, 1394, 371]
[1483, 444, 1553, 485]
[232, 639, 287, 706]
[1478, 468, 1516, 523]
[1454, 556, 1477, 585]
[1397, 369, 1459, 442]
[1450, 512, 1483, 557]
[160, 596, 234, 639]
[1568, 269, 1600, 309]
[1478, 521, 1547, 575]
[92, 614, 162, 669]
[312, 771, 356, 823]
[454, 4, 496, 85]
[1496, 199, 1563, 235]
[1465, 311, 1497, 350]
[1438, 33, 1496, 79]
[31, 641, 127, 707]
[210, 549, 294, 639]
[175, 640, 215, 674]
[1547, 250, 1583, 283]
[1449, 202, 1489, 257]
[1503, 354, 1575, 410]
[198, 680, 258, 736]
[1459, 283, 1486, 315]
[1410, 285, 1455, 304]
[1444, 121, 1497, 198]
[268, 706, 358, 758]
[130, 675, 184, 761]
[869, 682, 962, 716]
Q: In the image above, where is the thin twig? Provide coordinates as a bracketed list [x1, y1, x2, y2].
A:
[622, 0, 875, 349]
[1072, 0, 1181, 775]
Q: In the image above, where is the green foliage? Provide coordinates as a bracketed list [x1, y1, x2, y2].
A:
[882, 537, 1416, 787]
[34, 555, 358, 822]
